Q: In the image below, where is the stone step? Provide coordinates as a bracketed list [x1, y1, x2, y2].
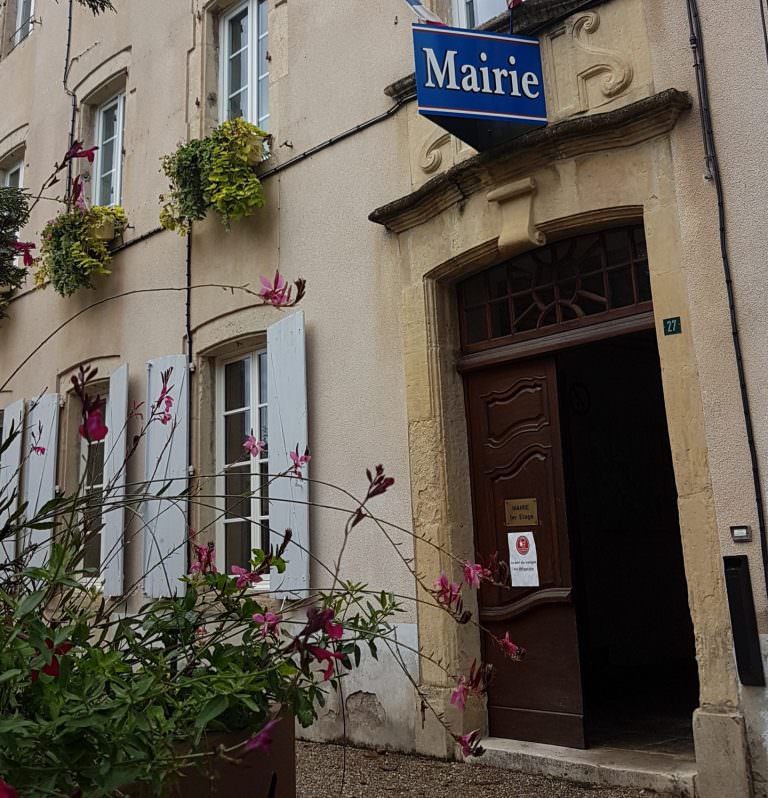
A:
[473, 737, 698, 796]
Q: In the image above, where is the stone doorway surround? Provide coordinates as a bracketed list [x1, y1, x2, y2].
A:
[369, 85, 751, 797]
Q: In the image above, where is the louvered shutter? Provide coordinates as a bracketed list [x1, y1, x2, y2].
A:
[267, 311, 309, 599]
[143, 355, 189, 598]
[102, 364, 129, 597]
[23, 394, 60, 567]
[0, 399, 25, 563]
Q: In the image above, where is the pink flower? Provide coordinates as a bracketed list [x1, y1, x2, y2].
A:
[455, 730, 484, 759]
[30, 421, 46, 456]
[325, 620, 343, 641]
[31, 639, 73, 682]
[11, 241, 35, 267]
[71, 174, 88, 212]
[190, 543, 216, 575]
[64, 141, 98, 164]
[307, 645, 345, 681]
[154, 367, 175, 425]
[243, 435, 266, 458]
[244, 718, 280, 754]
[289, 445, 311, 478]
[259, 271, 290, 307]
[498, 632, 525, 661]
[79, 407, 108, 443]
[462, 562, 488, 589]
[433, 572, 461, 608]
[252, 611, 281, 638]
[450, 677, 469, 712]
[231, 564, 262, 589]
[0, 779, 18, 798]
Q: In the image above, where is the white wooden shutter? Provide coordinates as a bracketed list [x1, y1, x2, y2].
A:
[102, 364, 129, 597]
[23, 394, 60, 568]
[143, 355, 189, 598]
[0, 399, 25, 563]
[267, 311, 309, 599]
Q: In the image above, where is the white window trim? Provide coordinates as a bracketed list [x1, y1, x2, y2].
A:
[215, 350, 270, 587]
[92, 93, 125, 207]
[218, 0, 269, 128]
[14, 0, 35, 46]
[1, 158, 24, 189]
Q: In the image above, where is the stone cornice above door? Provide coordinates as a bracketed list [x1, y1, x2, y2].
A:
[368, 89, 691, 234]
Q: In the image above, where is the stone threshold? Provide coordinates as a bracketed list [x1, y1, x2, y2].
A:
[472, 737, 698, 797]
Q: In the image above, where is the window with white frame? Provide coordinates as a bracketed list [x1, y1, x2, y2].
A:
[13, 0, 34, 45]
[1, 158, 23, 189]
[80, 392, 109, 576]
[455, 0, 507, 27]
[93, 94, 125, 207]
[219, 0, 269, 129]
[216, 351, 270, 574]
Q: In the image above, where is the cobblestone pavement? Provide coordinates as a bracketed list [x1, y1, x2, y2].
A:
[297, 742, 657, 798]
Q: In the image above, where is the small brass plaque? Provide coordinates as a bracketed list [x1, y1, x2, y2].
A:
[505, 498, 539, 527]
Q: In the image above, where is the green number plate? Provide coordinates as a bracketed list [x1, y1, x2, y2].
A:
[663, 317, 682, 336]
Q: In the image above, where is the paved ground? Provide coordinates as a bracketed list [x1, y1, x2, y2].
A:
[296, 741, 656, 798]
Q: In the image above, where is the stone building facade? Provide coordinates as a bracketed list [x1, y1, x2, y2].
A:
[1, 0, 768, 796]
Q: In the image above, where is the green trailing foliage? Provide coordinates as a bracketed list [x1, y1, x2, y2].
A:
[0, 187, 31, 319]
[37, 206, 128, 297]
[160, 118, 267, 234]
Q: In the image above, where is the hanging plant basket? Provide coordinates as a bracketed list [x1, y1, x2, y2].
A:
[36, 205, 128, 297]
[160, 118, 268, 234]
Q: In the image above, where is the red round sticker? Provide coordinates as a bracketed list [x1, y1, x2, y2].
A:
[516, 536, 530, 556]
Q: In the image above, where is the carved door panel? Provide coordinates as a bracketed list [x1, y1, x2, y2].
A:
[465, 357, 585, 748]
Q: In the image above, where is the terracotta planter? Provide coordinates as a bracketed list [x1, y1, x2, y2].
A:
[168, 720, 296, 798]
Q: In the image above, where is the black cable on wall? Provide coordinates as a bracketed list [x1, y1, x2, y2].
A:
[686, 0, 768, 596]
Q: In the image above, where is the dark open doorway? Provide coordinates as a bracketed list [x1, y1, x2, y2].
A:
[557, 329, 699, 754]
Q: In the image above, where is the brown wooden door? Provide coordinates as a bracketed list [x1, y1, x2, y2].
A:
[465, 356, 585, 748]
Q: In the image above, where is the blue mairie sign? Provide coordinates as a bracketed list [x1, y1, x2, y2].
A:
[412, 23, 548, 151]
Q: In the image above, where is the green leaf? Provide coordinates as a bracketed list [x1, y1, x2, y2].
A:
[195, 695, 229, 729]
[14, 590, 46, 618]
[0, 669, 21, 683]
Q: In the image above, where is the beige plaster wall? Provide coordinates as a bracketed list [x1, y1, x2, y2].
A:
[0, 0, 422, 748]
[642, 1, 768, 791]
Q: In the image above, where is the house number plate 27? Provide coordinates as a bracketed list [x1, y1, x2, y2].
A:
[663, 317, 682, 336]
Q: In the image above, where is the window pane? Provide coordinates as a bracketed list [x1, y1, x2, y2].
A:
[83, 529, 101, 573]
[225, 521, 251, 572]
[464, 306, 487, 344]
[82, 489, 103, 573]
[225, 358, 249, 410]
[100, 136, 116, 177]
[258, 521, 270, 555]
[98, 173, 114, 206]
[259, 460, 270, 517]
[229, 9, 248, 54]
[258, 352, 267, 403]
[225, 468, 251, 519]
[85, 441, 105, 486]
[258, 406, 267, 447]
[6, 167, 21, 189]
[229, 52, 246, 95]
[225, 411, 250, 464]
[101, 103, 118, 144]
[228, 92, 246, 121]
[472, 0, 507, 25]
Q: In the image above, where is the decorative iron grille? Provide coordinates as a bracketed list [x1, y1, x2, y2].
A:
[458, 225, 651, 351]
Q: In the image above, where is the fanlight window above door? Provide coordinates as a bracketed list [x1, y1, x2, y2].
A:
[458, 226, 652, 351]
